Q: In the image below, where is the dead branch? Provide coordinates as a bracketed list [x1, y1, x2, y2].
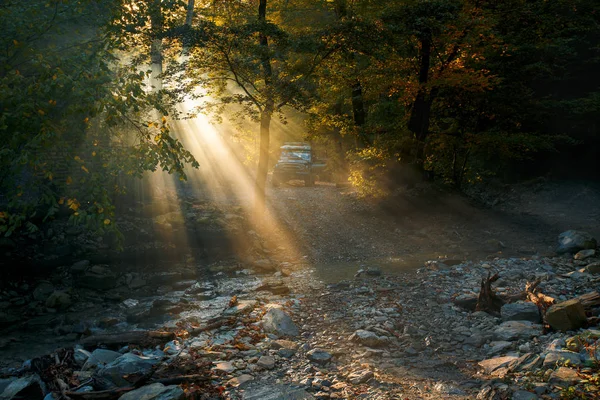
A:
[80, 330, 175, 348]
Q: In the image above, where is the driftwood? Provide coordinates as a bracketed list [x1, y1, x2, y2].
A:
[475, 274, 557, 320]
[189, 317, 234, 336]
[475, 273, 505, 315]
[80, 330, 175, 348]
[577, 291, 600, 310]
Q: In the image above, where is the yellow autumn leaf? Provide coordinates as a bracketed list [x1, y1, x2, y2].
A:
[92, 151, 96, 157]
[98, 207, 104, 213]
[74, 212, 79, 216]
[66, 176, 72, 185]
[58, 197, 64, 205]
[81, 165, 89, 173]
[84, 117, 89, 123]
[161, 116, 167, 124]
[103, 219, 111, 225]
[38, 109, 45, 115]
[74, 156, 81, 161]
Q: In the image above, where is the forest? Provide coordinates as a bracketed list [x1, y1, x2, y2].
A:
[1, 0, 599, 241]
[1, 2, 600, 400]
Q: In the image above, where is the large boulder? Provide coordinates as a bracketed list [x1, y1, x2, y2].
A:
[0, 374, 46, 400]
[546, 299, 587, 332]
[500, 302, 540, 323]
[97, 353, 160, 387]
[543, 351, 582, 368]
[261, 307, 299, 337]
[557, 230, 597, 254]
[118, 383, 184, 400]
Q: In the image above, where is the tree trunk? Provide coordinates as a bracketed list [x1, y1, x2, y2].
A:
[149, 1, 164, 91]
[352, 78, 369, 147]
[256, 105, 273, 212]
[408, 35, 433, 166]
[255, 0, 273, 213]
[182, 0, 195, 54]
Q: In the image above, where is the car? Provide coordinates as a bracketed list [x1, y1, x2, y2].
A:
[272, 142, 327, 187]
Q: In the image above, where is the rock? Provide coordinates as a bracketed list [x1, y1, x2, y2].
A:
[45, 291, 71, 309]
[243, 384, 314, 400]
[545, 299, 587, 332]
[548, 366, 579, 386]
[347, 370, 374, 384]
[307, 349, 332, 364]
[227, 374, 254, 388]
[71, 260, 90, 272]
[253, 259, 277, 273]
[79, 266, 117, 290]
[255, 283, 290, 295]
[126, 274, 147, 289]
[486, 341, 513, 356]
[214, 362, 236, 373]
[350, 330, 389, 348]
[557, 230, 597, 254]
[32, 282, 54, 301]
[500, 303, 540, 323]
[585, 262, 600, 274]
[257, 356, 276, 370]
[97, 353, 160, 387]
[163, 340, 182, 356]
[493, 321, 540, 341]
[508, 353, 542, 372]
[542, 351, 581, 368]
[271, 340, 298, 358]
[82, 349, 122, 371]
[512, 390, 538, 400]
[478, 356, 519, 374]
[73, 349, 92, 366]
[574, 249, 595, 260]
[0, 374, 46, 399]
[224, 300, 257, 316]
[453, 294, 478, 311]
[433, 383, 466, 396]
[261, 307, 299, 337]
[118, 383, 184, 400]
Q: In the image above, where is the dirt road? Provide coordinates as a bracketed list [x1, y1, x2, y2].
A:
[266, 180, 600, 269]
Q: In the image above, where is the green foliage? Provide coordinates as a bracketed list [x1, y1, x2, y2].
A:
[0, 0, 198, 242]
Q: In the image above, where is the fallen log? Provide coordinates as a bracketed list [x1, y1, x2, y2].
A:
[80, 330, 175, 348]
[152, 374, 211, 385]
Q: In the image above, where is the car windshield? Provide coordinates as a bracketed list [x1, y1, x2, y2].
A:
[280, 150, 311, 161]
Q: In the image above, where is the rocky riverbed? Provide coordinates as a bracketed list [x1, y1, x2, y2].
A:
[1, 229, 599, 399]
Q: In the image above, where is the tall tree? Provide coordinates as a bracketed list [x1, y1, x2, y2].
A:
[175, 0, 335, 211]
